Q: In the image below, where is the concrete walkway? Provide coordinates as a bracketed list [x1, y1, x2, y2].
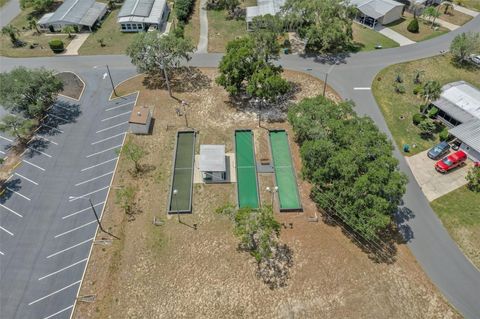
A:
[453, 4, 479, 17]
[434, 18, 460, 30]
[61, 33, 90, 56]
[0, 0, 20, 28]
[197, 0, 208, 53]
[376, 26, 416, 46]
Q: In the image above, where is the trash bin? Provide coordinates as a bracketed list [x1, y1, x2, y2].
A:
[403, 144, 410, 152]
[283, 48, 289, 54]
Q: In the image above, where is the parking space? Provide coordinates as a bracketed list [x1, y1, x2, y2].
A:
[405, 149, 471, 201]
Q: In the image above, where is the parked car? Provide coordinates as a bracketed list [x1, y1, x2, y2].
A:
[470, 54, 480, 66]
[451, 139, 461, 151]
[427, 141, 450, 159]
[435, 150, 467, 173]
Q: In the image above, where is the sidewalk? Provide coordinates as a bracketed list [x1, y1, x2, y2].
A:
[435, 18, 460, 30]
[453, 4, 479, 17]
[376, 26, 416, 46]
[197, 0, 208, 53]
[61, 33, 90, 56]
[0, 0, 20, 28]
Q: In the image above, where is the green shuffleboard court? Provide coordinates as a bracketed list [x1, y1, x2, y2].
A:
[168, 131, 195, 213]
[269, 130, 302, 211]
[235, 130, 259, 209]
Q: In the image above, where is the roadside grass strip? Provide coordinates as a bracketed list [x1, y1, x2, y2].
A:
[0, 203, 23, 218]
[235, 130, 260, 209]
[28, 281, 81, 305]
[269, 130, 302, 211]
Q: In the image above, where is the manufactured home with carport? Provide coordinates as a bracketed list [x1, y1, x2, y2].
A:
[118, 0, 170, 32]
[351, 0, 404, 27]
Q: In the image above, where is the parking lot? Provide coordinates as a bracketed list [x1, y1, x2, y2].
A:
[405, 149, 471, 201]
[0, 74, 138, 319]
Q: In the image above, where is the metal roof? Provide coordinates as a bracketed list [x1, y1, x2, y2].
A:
[350, 0, 404, 19]
[246, 0, 286, 22]
[449, 119, 480, 152]
[118, 0, 167, 24]
[440, 81, 480, 120]
[433, 97, 475, 123]
[40, 0, 106, 27]
[199, 145, 226, 172]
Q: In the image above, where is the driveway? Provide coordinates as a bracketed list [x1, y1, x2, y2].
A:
[405, 150, 469, 201]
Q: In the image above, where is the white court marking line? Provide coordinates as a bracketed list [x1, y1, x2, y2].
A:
[86, 144, 122, 158]
[101, 111, 131, 122]
[26, 146, 52, 158]
[96, 121, 128, 133]
[353, 87, 371, 90]
[0, 226, 14, 236]
[48, 113, 69, 123]
[105, 101, 134, 111]
[75, 171, 114, 186]
[91, 132, 126, 145]
[23, 159, 46, 171]
[42, 124, 64, 133]
[0, 135, 13, 142]
[81, 157, 118, 172]
[15, 173, 39, 185]
[5, 187, 31, 201]
[54, 220, 97, 238]
[46, 237, 95, 259]
[28, 281, 81, 305]
[0, 204, 23, 218]
[35, 135, 58, 145]
[38, 258, 88, 280]
[68, 186, 110, 202]
[42, 304, 74, 319]
[63, 201, 105, 219]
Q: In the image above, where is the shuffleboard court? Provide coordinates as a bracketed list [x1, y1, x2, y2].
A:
[168, 131, 195, 213]
[235, 130, 259, 209]
[269, 130, 302, 211]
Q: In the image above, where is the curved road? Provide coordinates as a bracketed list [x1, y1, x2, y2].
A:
[0, 12, 479, 319]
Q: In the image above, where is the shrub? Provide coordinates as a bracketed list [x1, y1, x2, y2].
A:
[283, 39, 291, 48]
[48, 39, 64, 53]
[412, 113, 426, 125]
[413, 85, 423, 95]
[172, 21, 185, 38]
[175, 0, 195, 22]
[418, 118, 436, 138]
[439, 128, 450, 141]
[427, 106, 439, 118]
[419, 104, 428, 113]
[394, 83, 405, 94]
[407, 18, 419, 33]
[466, 166, 480, 192]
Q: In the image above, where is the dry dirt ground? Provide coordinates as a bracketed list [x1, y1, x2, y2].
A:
[56, 72, 85, 100]
[73, 69, 459, 319]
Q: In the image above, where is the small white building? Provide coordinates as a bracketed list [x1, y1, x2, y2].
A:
[199, 145, 228, 183]
[129, 106, 152, 135]
[351, 0, 404, 26]
[118, 0, 170, 32]
[38, 0, 107, 32]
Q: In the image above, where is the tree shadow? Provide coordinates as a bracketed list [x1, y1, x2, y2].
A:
[256, 243, 294, 289]
[298, 52, 350, 65]
[37, 100, 81, 136]
[142, 67, 212, 93]
[394, 206, 415, 243]
[23, 138, 50, 158]
[0, 178, 21, 204]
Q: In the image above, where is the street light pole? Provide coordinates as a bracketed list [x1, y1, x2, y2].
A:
[323, 72, 328, 97]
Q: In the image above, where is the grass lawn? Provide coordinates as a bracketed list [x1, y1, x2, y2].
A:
[386, 13, 449, 42]
[0, 7, 72, 57]
[431, 186, 480, 270]
[457, 0, 480, 11]
[184, 0, 201, 46]
[372, 54, 480, 156]
[207, 10, 248, 52]
[351, 23, 399, 51]
[438, 5, 473, 25]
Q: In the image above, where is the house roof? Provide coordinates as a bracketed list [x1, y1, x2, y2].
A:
[350, 0, 404, 19]
[199, 145, 226, 172]
[129, 106, 150, 125]
[433, 81, 480, 123]
[449, 119, 480, 153]
[118, 0, 167, 24]
[246, 0, 286, 22]
[39, 0, 106, 27]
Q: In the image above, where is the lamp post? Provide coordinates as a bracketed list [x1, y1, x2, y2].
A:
[173, 188, 180, 222]
[266, 186, 278, 207]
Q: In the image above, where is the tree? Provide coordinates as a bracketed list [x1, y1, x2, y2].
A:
[443, 1, 453, 14]
[0, 67, 63, 120]
[115, 186, 136, 217]
[466, 166, 480, 192]
[420, 80, 441, 112]
[175, 0, 195, 22]
[62, 25, 75, 38]
[1, 25, 21, 46]
[450, 32, 480, 64]
[28, 18, 40, 34]
[413, 69, 424, 84]
[423, 6, 441, 28]
[0, 115, 37, 142]
[20, 0, 53, 12]
[418, 118, 436, 138]
[117, 140, 146, 174]
[246, 63, 291, 102]
[282, 0, 354, 53]
[126, 32, 195, 97]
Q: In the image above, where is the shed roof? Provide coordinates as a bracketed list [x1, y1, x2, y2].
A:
[118, 0, 167, 24]
[449, 120, 480, 153]
[246, 0, 286, 22]
[39, 0, 106, 27]
[350, 0, 404, 19]
[199, 145, 226, 172]
[129, 106, 150, 124]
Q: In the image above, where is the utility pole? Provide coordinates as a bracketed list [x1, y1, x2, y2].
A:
[106, 64, 118, 97]
[323, 72, 328, 97]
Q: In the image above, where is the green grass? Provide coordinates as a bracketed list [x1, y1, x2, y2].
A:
[372, 54, 480, 156]
[351, 23, 399, 51]
[437, 5, 473, 25]
[78, 9, 137, 55]
[207, 10, 248, 52]
[385, 13, 449, 42]
[431, 186, 480, 269]
[456, 0, 480, 11]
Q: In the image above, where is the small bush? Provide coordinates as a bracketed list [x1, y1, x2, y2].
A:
[419, 104, 428, 113]
[394, 83, 405, 94]
[407, 18, 419, 33]
[439, 128, 450, 141]
[175, 0, 195, 22]
[428, 106, 439, 118]
[48, 39, 64, 53]
[172, 21, 185, 38]
[466, 166, 480, 192]
[413, 85, 423, 95]
[413, 113, 426, 125]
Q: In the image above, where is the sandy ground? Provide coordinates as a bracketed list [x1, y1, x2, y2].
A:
[73, 68, 459, 319]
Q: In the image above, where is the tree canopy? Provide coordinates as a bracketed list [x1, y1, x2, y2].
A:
[288, 96, 408, 241]
[450, 32, 480, 64]
[0, 115, 37, 142]
[20, 0, 53, 12]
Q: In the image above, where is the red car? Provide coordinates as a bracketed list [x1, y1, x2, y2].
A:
[435, 150, 467, 173]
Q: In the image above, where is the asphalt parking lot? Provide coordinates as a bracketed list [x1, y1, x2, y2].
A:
[0, 74, 138, 319]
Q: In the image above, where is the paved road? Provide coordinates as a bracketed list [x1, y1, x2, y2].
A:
[0, 0, 20, 28]
[0, 14, 479, 319]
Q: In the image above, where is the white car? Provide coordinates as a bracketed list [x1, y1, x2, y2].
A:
[471, 54, 480, 66]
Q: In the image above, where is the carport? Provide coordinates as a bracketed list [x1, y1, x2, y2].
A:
[351, 0, 404, 28]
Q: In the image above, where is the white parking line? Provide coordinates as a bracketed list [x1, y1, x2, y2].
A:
[6, 187, 31, 201]
[23, 159, 46, 171]
[54, 220, 97, 238]
[105, 101, 134, 111]
[46, 237, 94, 259]
[42, 124, 64, 133]
[86, 144, 122, 158]
[54, 102, 75, 112]
[69, 186, 110, 202]
[101, 111, 131, 122]
[48, 113, 69, 123]
[15, 173, 39, 185]
[0, 204, 23, 218]
[75, 171, 114, 186]
[28, 281, 81, 305]
[91, 132, 126, 145]
[42, 304, 74, 319]
[0, 150, 5, 154]
[353, 87, 371, 90]
[96, 121, 128, 133]
[26, 146, 52, 158]
[39, 258, 88, 280]
[0, 250, 4, 256]
[0, 226, 14, 236]
[81, 157, 118, 172]
[0, 135, 13, 142]
[63, 201, 105, 219]
[35, 135, 58, 145]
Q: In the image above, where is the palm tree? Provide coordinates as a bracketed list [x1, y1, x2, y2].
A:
[1, 25, 20, 46]
[423, 6, 441, 28]
[62, 25, 75, 38]
[420, 80, 442, 114]
[413, 69, 425, 84]
[443, 1, 453, 14]
[28, 18, 40, 35]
